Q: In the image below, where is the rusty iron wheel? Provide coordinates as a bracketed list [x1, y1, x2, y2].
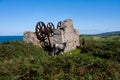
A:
[47, 22, 55, 36]
[47, 22, 55, 29]
[35, 21, 46, 40]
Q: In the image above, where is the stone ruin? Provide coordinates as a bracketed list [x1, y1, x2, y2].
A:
[23, 19, 79, 52]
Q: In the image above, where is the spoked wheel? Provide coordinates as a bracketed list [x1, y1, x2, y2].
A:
[57, 21, 63, 29]
[47, 22, 55, 29]
[47, 22, 55, 36]
[35, 21, 47, 41]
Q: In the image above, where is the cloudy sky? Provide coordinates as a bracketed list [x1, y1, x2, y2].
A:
[0, 0, 120, 35]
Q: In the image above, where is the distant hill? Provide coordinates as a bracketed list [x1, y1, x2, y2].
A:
[94, 31, 120, 36]
[80, 31, 120, 41]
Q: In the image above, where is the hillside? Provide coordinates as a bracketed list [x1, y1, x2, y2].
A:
[0, 37, 120, 79]
[94, 31, 120, 36]
[80, 31, 120, 41]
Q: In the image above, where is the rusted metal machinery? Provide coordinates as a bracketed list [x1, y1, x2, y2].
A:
[23, 19, 79, 54]
[35, 21, 62, 48]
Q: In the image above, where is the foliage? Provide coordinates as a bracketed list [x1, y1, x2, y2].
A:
[80, 35, 120, 62]
[0, 37, 120, 80]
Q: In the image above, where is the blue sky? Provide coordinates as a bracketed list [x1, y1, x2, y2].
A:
[0, 0, 120, 35]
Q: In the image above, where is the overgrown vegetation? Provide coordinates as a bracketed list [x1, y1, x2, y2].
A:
[0, 34, 120, 80]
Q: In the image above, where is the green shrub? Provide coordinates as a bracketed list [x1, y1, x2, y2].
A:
[0, 41, 120, 79]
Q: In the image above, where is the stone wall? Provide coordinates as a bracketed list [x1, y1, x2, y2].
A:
[23, 19, 79, 52]
[23, 31, 41, 47]
[53, 19, 79, 52]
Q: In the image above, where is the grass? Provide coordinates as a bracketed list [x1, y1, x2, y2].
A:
[0, 35, 120, 80]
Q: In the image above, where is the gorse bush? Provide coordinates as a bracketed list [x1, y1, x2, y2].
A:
[80, 38, 120, 62]
[0, 41, 49, 80]
[0, 40, 120, 80]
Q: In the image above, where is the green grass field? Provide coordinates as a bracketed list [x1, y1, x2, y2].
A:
[0, 34, 120, 80]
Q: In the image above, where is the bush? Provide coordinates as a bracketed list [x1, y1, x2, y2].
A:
[0, 41, 120, 79]
[80, 40, 120, 62]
